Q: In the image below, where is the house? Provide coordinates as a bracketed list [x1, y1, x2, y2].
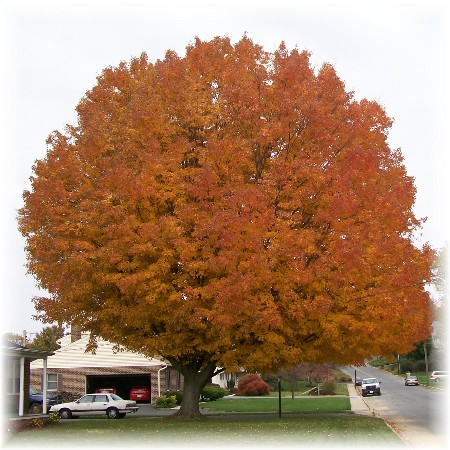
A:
[3, 339, 54, 416]
[30, 328, 183, 404]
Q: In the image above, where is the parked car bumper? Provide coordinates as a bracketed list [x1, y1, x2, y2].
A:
[361, 388, 380, 396]
[122, 405, 139, 413]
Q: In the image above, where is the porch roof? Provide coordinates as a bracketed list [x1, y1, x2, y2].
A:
[2, 339, 54, 360]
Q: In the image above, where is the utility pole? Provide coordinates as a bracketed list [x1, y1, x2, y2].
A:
[424, 340, 429, 386]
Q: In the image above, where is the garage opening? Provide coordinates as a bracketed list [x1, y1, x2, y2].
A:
[86, 374, 151, 402]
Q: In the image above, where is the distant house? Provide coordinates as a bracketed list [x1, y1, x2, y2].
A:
[30, 328, 183, 404]
[3, 339, 54, 416]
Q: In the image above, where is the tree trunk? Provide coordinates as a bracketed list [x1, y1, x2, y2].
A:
[167, 358, 219, 420]
[176, 374, 203, 419]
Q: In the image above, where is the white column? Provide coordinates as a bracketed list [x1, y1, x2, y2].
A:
[42, 358, 48, 414]
[18, 357, 25, 417]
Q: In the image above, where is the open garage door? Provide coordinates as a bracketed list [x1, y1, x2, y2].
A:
[86, 374, 151, 402]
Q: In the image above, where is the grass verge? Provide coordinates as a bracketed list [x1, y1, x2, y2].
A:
[4, 415, 404, 448]
[201, 397, 351, 413]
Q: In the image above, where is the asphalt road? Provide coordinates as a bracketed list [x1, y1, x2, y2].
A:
[342, 365, 448, 447]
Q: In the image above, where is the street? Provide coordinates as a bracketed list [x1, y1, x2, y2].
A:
[343, 365, 448, 447]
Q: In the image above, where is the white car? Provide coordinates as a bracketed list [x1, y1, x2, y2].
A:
[49, 393, 138, 419]
[430, 371, 448, 382]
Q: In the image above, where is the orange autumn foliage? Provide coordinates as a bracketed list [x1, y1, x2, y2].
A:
[19, 36, 433, 415]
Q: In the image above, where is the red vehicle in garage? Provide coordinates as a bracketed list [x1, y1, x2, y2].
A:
[130, 386, 151, 402]
[96, 388, 117, 394]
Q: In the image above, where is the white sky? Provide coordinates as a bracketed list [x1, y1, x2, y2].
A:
[1, 0, 449, 336]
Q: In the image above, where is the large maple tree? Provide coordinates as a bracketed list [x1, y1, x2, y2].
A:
[19, 36, 433, 418]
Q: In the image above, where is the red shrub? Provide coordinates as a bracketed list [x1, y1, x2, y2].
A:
[237, 374, 270, 396]
[242, 380, 271, 396]
[237, 374, 260, 391]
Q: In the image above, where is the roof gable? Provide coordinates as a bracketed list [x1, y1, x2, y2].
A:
[31, 335, 164, 369]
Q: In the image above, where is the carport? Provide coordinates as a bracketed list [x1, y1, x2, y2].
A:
[86, 374, 151, 401]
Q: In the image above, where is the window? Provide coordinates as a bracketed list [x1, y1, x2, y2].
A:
[78, 395, 95, 403]
[47, 373, 59, 391]
[6, 359, 20, 394]
[94, 395, 108, 403]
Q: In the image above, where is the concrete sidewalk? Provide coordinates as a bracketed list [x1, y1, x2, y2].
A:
[346, 383, 373, 416]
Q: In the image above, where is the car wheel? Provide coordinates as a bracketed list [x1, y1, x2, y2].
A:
[106, 407, 119, 419]
[59, 409, 72, 419]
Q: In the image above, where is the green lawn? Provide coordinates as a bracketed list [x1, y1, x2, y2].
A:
[201, 397, 351, 413]
[4, 415, 404, 447]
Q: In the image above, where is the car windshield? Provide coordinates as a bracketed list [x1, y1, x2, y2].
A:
[30, 387, 40, 395]
[110, 394, 123, 401]
[362, 378, 378, 384]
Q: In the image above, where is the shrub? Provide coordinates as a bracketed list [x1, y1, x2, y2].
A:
[237, 374, 261, 392]
[48, 412, 61, 424]
[164, 390, 183, 405]
[155, 395, 177, 408]
[237, 374, 270, 396]
[226, 379, 236, 389]
[320, 381, 337, 395]
[201, 386, 227, 401]
[243, 380, 271, 396]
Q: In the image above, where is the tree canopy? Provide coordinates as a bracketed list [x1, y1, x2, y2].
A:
[18, 36, 433, 417]
[27, 325, 65, 352]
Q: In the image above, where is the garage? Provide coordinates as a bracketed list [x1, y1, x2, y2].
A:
[86, 374, 151, 402]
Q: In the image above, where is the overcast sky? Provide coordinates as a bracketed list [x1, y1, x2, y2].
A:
[1, 0, 448, 337]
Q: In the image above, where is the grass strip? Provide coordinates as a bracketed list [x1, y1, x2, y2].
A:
[4, 415, 404, 447]
[201, 397, 351, 413]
